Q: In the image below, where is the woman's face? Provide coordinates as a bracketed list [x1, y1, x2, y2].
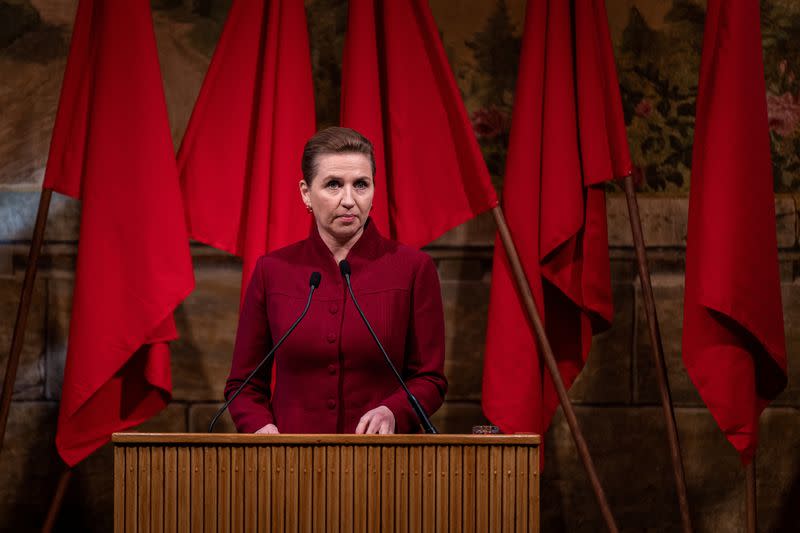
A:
[299, 152, 374, 245]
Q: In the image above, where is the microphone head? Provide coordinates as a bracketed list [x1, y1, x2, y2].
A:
[339, 260, 351, 277]
[309, 271, 321, 288]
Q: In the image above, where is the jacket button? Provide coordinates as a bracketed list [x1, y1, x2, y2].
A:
[327, 399, 336, 409]
[327, 333, 337, 343]
[327, 364, 336, 375]
[329, 304, 338, 314]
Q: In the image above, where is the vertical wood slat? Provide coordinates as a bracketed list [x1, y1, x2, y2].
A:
[449, 446, 462, 533]
[395, 446, 409, 533]
[151, 447, 164, 533]
[257, 447, 271, 533]
[312, 447, 327, 530]
[489, 446, 502, 532]
[190, 447, 204, 533]
[381, 447, 395, 533]
[326, 446, 340, 533]
[272, 446, 286, 533]
[204, 448, 217, 533]
[177, 448, 190, 533]
[244, 447, 258, 533]
[515, 447, 529, 533]
[354, 446, 368, 533]
[285, 446, 299, 533]
[340, 445, 354, 533]
[297, 446, 316, 533]
[475, 446, 488, 532]
[435, 446, 449, 533]
[164, 447, 177, 533]
[367, 446, 381, 533]
[115, 447, 125, 533]
[502, 446, 516, 532]
[408, 446, 422, 533]
[231, 447, 245, 533]
[421, 446, 435, 532]
[138, 447, 151, 533]
[218, 447, 231, 533]
[530, 446, 540, 533]
[125, 447, 138, 533]
[462, 446, 476, 533]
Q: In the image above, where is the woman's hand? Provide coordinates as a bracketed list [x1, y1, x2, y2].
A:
[355, 406, 396, 434]
[255, 423, 279, 434]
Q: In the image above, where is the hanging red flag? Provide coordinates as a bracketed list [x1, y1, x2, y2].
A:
[45, 0, 194, 466]
[177, 0, 316, 303]
[683, 0, 787, 465]
[482, 0, 631, 436]
[340, 0, 498, 246]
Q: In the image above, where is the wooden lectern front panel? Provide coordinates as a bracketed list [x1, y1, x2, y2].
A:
[114, 434, 539, 532]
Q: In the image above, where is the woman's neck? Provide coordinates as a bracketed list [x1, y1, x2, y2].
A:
[318, 223, 365, 264]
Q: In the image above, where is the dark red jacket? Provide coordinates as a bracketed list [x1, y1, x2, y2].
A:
[225, 220, 447, 433]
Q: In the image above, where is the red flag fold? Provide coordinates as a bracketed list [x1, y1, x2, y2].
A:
[177, 0, 316, 302]
[683, 0, 787, 465]
[45, 0, 194, 466]
[482, 0, 631, 436]
[341, 0, 498, 246]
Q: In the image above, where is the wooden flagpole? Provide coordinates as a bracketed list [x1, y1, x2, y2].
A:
[491, 205, 620, 533]
[621, 174, 693, 533]
[0, 189, 53, 453]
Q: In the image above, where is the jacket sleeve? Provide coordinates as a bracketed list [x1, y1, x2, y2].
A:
[225, 257, 275, 432]
[381, 254, 448, 433]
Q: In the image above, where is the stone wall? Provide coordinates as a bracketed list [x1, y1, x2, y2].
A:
[0, 192, 798, 531]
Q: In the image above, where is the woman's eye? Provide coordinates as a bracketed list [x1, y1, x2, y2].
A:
[326, 181, 340, 189]
[355, 180, 369, 189]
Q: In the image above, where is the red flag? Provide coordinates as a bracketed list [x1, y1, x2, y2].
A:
[341, 0, 498, 246]
[682, 0, 787, 465]
[482, 0, 631, 436]
[45, 0, 194, 466]
[177, 0, 316, 302]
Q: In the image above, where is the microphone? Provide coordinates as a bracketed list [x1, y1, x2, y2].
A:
[339, 260, 438, 434]
[209, 271, 322, 432]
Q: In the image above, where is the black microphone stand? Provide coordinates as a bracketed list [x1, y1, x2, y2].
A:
[208, 272, 321, 432]
[339, 260, 438, 434]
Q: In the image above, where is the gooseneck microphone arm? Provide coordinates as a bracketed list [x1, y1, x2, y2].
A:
[339, 260, 438, 434]
[208, 271, 322, 433]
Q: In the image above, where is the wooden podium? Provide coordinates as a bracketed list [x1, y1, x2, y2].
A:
[113, 433, 540, 532]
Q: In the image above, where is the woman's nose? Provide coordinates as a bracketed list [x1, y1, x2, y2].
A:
[341, 187, 355, 207]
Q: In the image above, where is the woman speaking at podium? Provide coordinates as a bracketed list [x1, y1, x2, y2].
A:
[224, 127, 447, 435]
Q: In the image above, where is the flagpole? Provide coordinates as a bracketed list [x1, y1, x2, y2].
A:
[746, 459, 756, 533]
[491, 205, 620, 533]
[41, 466, 72, 533]
[0, 188, 52, 454]
[621, 174, 694, 533]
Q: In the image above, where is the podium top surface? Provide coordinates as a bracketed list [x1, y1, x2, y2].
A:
[112, 432, 541, 446]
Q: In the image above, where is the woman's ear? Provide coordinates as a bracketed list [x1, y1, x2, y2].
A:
[299, 179, 310, 206]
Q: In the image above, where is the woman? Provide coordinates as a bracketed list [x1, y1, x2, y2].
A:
[224, 127, 447, 434]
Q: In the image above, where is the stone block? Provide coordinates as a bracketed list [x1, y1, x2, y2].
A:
[634, 274, 703, 406]
[541, 406, 743, 532]
[756, 408, 800, 532]
[189, 402, 236, 433]
[171, 268, 242, 402]
[132, 402, 188, 433]
[430, 400, 487, 434]
[775, 195, 797, 249]
[0, 401, 63, 531]
[569, 282, 634, 404]
[774, 280, 800, 406]
[45, 276, 72, 400]
[0, 191, 80, 243]
[436, 256, 491, 282]
[441, 279, 490, 401]
[607, 194, 688, 248]
[0, 276, 46, 399]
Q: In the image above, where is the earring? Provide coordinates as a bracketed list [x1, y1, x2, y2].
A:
[306, 204, 312, 213]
